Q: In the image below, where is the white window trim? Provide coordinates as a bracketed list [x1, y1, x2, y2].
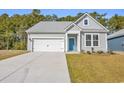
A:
[83, 18, 89, 26]
[84, 33, 100, 47]
[93, 33, 100, 47]
[85, 34, 92, 46]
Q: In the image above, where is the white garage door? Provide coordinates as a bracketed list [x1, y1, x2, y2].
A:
[33, 38, 64, 52]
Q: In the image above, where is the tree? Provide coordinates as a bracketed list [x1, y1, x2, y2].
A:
[57, 15, 75, 21]
[76, 13, 84, 19]
[0, 10, 45, 50]
[32, 9, 41, 16]
[44, 14, 58, 21]
[52, 14, 58, 21]
[108, 14, 124, 31]
[90, 12, 108, 27]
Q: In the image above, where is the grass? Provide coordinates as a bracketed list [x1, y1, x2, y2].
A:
[0, 50, 28, 60]
[66, 53, 124, 83]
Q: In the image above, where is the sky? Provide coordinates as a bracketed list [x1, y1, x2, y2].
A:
[0, 9, 124, 18]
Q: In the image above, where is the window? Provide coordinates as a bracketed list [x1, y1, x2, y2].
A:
[86, 34, 91, 46]
[85, 34, 99, 47]
[93, 35, 99, 46]
[83, 18, 89, 26]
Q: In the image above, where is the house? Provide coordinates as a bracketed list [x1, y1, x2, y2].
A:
[26, 13, 108, 52]
[108, 29, 124, 51]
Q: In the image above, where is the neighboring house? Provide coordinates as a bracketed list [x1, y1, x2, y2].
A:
[26, 13, 108, 52]
[108, 29, 124, 51]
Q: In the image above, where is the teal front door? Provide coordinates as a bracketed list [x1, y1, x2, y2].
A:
[69, 38, 76, 51]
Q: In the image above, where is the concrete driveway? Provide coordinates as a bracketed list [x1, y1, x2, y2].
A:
[0, 52, 70, 83]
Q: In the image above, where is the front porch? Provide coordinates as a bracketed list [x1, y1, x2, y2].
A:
[65, 32, 80, 52]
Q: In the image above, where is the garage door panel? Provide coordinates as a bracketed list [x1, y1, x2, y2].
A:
[33, 38, 64, 52]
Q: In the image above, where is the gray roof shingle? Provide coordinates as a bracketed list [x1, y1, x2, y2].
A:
[108, 29, 124, 39]
[26, 21, 72, 33]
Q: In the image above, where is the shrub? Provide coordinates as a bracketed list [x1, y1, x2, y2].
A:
[107, 50, 115, 54]
[87, 51, 91, 54]
[13, 41, 26, 50]
[97, 51, 104, 54]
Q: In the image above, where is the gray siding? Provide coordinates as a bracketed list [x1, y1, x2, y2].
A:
[65, 14, 108, 52]
[108, 36, 124, 51]
[81, 32, 107, 52]
[76, 16, 104, 30]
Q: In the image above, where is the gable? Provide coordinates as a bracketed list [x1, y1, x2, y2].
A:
[66, 24, 82, 32]
[65, 13, 108, 33]
[75, 14, 104, 29]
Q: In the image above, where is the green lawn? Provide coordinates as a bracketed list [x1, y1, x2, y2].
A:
[0, 50, 28, 60]
[66, 53, 124, 83]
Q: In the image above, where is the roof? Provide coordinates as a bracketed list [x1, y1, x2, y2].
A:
[108, 29, 124, 39]
[26, 21, 72, 33]
[26, 13, 108, 34]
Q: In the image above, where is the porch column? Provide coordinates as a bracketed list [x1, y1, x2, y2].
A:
[77, 33, 81, 52]
[65, 33, 68, 52]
